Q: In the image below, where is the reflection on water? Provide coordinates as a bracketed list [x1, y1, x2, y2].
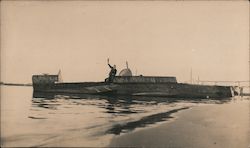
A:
[1, 86, 232, 147]
[106, 107, 189, 135]
[32, 92, 231, 136]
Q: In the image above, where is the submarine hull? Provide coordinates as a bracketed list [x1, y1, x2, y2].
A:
[32, 75, 233, 98]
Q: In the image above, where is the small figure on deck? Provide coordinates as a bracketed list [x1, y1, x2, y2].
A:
[240, 87, 243, 97]
[106, 58, 117, 83]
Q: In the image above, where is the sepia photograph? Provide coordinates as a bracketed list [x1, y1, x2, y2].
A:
[1, 0, 249, 147]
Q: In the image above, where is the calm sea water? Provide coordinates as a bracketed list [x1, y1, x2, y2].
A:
[1, 86, 232, 147]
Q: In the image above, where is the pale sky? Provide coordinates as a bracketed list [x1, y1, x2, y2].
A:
[1, 1, 249, 83]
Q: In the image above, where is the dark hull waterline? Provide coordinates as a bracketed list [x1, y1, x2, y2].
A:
[33, 81, 233, 99]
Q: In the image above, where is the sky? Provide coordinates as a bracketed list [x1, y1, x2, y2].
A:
[1, 1, 249, 84]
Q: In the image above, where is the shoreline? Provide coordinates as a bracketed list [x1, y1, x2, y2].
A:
[109, 98, 250, 148]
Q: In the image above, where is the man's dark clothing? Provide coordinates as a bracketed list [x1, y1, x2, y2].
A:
[108, 64, 117, 82]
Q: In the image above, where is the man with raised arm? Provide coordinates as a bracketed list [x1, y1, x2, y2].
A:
[107, 58, 117, 82]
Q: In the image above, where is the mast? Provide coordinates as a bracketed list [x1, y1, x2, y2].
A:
[190, 68, 193, 84]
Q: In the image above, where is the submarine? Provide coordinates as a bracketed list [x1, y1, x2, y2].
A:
[32, 63, 233, 99]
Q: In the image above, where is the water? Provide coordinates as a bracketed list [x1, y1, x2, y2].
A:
[1, 86, 232, 147]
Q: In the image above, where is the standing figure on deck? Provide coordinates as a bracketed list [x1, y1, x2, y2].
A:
[106, 58, 117, 82]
